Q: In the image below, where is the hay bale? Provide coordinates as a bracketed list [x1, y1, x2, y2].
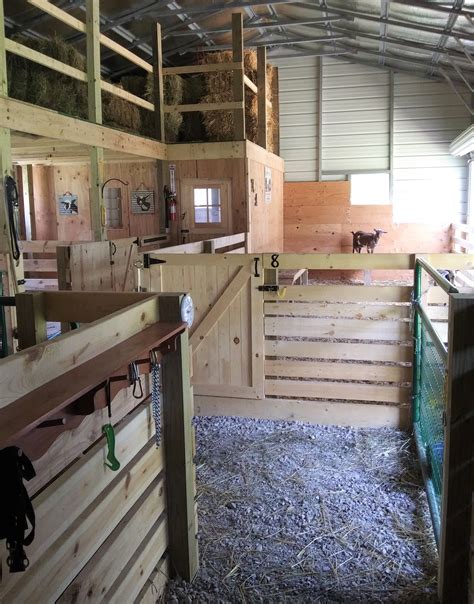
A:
[198, 49, 277, 147]
[142, 72, 185, 141]
[103, 85, 142, 133]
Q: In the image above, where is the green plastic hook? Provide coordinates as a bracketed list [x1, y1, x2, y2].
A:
[103, 424, 121, 471]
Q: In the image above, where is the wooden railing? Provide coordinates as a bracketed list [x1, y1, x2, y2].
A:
[450, 223, 474, 288]
[5, 2, 268, 146]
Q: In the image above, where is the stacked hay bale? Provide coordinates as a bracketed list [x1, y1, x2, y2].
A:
[7, 35, 88, 119]
[121, 73, 185, 141]
[199, 50, 277, 153]
[7, 35, 141, 134]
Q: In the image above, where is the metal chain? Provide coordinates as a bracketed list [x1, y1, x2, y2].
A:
[151, 359, 162, 447]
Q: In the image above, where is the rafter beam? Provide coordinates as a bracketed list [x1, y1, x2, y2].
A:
[298, 2, 474, 42]
[151, 0, 301, 20]
[192, 34, 347, 52]
[169, 16, 346, 37]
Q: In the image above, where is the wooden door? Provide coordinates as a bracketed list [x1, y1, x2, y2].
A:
[179, 179, 232, 243]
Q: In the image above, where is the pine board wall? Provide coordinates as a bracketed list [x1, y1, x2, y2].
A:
[284, 181, 451, 254]
[25, 161, 160, 241]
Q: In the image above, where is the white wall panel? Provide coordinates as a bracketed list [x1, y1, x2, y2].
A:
[393, 73, 470, 224]
[321, 57, 390, 173]
[273, 56, 319, 182]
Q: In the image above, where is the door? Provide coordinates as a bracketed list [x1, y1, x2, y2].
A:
[180, 179, 232, 243]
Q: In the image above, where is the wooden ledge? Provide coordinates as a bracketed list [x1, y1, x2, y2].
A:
[0, 321, 186, 448]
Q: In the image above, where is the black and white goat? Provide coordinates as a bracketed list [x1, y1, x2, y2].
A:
[351, 229, 387, 254]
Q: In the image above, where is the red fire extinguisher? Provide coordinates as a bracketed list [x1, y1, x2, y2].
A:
[168, 195, 177, 222]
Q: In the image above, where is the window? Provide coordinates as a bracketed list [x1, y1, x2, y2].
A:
[350, 173, 390, 205]
[193, 187, 222, 224]
[103, 187, 122, 228]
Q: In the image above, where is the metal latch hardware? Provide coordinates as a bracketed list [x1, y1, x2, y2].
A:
[258, 284, 280, 292]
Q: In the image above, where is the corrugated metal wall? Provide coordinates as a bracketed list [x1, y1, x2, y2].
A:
[273, 56, 320, 182]
[322, 57, 390, 174]
[393, 74, 470, 223]
[275, 56, 470, 222]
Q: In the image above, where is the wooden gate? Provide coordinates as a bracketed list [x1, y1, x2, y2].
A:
[145, 254, 264, 403]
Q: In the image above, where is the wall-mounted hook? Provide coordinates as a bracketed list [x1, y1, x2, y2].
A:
[254, 257, 260, 278]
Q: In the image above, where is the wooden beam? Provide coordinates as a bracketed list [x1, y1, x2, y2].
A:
[257, 46, 267, 149]
[190, 266, 249, 354]
[27, 0, 153, 73]
[0, 97, 167, 160]
[87, 0, 105, 241]
[167, 141, 245, 161]
[152, 23, 165, 142]
[0, 0, 12, 256]
[160, 295, 199, 581]
[232, 12, 245, 140]
[438, 294, 474, 602]
[195, 396, 410, 429]
[15, 292, 47, 350]
[164, 101, 244, 113]
[163, 62, 242, 75]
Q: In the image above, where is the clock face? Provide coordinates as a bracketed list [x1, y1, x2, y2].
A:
[180, 294, 195, 328]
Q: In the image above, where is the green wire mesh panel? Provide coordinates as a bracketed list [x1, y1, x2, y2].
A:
[417, 320, 446, 525]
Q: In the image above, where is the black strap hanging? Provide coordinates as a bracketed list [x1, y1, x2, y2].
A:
[5, 176, 21, 262]
[0, 446, 36, 572]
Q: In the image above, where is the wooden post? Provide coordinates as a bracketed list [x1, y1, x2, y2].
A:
[159, 294, 199, 581]
[15, 292, 47, 350]
[152, 23, 165, 142]
[232, 13, 245, 141]
[257, 46, 267, 149]
[439, 294, 474, 602]
[86, 0, 105, 242]
[203, 240, 216, 253]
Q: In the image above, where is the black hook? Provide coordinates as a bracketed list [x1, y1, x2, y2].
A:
[254, 257, 260, 278]
[101, 178, 129, 198]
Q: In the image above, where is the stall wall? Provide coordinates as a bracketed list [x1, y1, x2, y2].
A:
[284, 181, 451, 254]
[28, 161, 160, 241]
[247, 157, 284, 252]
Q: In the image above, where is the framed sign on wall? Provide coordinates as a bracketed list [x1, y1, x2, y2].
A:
[58, 192, 79, 215]
[131, 190, 155, 214]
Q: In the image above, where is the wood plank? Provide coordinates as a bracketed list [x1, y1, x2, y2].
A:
[265, 379, 410, 404]
[265, 360, 412, 383]
[257, 46, 267, 149]
[244, 73, 258, 94]
[265, 316, 411, 341]
[24, 405, 158, 574]
[452, 236, 474, 251]
[152, 23, 165, 142]
[284, 181, 350, 207]
[263, 253, 413, 270]
[107, 514, 168, 603]
[265, 285, 412, 303]
[21, 240, 89, 253]
[264, 301, 410, 320]
[2, 438, 163, 602]
[0, 295, 161, 405]
[164, 102, 244, 113]
[265, 339, 412, 362]
[24, 277, 58, 290]
[15, 292, 47, 349]
[167, 141, 246, 161]
[43, 291, 153, 322]
[163, 62, 241, 75]
[0, 97, 167, 160]
[23, 258, 57, 272]
[190, 267, 249, 354]
[439, 294, 474, 602]
[133, 556, 169, 604]
[195, 395, 410, 429]
[0, 321, 184, 447]
[26, 385, 146, 495]
[232, 12, 245, 140]
[58, 478, 166, 603]
[161, 327, 198, 582]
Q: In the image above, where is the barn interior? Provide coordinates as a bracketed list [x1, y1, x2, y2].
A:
[0, 1, 474, 602]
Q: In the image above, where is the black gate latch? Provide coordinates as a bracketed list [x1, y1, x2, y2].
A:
[258, 284, 280, 292]
[143, 254, 167, 269]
